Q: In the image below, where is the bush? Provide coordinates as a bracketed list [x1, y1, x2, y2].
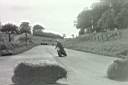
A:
[0, 42, 15, 50]
[0, 44, 7, 50]
[12, 60, 67, 85]
[107, 59, 128, 81]
[0, 43, 14, 56]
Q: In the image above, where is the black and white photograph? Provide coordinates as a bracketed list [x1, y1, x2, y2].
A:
[0, 0, 128, 85]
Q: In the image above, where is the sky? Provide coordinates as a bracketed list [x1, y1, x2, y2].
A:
[0, 0, 99, 37]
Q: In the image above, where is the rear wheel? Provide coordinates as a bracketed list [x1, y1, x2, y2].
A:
[61, 50, 67, 57]
[57, 51, 62, 57]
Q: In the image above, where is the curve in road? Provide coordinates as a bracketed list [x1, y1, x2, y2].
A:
[0, 46, 128, 85]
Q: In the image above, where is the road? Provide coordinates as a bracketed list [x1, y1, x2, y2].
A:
[0, 46, 128, 85]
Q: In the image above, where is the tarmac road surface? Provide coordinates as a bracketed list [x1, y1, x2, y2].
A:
[0, 46, 128, 85]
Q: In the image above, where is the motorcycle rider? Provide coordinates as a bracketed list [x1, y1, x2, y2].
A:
[55, 39, 67, 57]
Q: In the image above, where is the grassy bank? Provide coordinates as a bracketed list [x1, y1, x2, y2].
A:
[64, 29, 128, 58]
[0, 34, 57, 56]
[13, 43, 38, 55]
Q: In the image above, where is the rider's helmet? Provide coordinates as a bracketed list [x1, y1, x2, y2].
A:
[56, 39, 60, 43]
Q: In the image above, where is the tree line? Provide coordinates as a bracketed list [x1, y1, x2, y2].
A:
[0, 22, 33, 43]
[0, 22, 63, 43]
[76, 0, 128, 35]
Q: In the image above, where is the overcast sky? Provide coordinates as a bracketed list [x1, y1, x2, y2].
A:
[0, 0, 99, 36]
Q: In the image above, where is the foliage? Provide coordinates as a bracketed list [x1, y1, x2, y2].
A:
[1, 23, 18, 42]
[91, 2, 109, 32]
[76, 10, 94, 33]
[19, 22, 31, 46]
[33, 24, 45, 33]
[115, 8, 128, 29]
[97, 9, 116, 31]
[76, 0, 128, 35]
[0, 44, 7, 50]
[19, 22, 31, 34]
[1, 23, 18, 34]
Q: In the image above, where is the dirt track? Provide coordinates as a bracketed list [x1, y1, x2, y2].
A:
[0, 46, 128, 85]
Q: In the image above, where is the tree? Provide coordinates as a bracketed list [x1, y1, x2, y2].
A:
[1, 23, 18, 42]
[19, 22, 31, 46]
[100, 0, 128, 14]
[76, 10, 92, 31]
[33, 24, 45, 35]
[76, 1, 110, 33]
[115, 8, 128, 29]
[97, 9, 116, 31]
[96, 0, 128, 31]
[91, 2, 109, 31]
[76, 0, 128, 35]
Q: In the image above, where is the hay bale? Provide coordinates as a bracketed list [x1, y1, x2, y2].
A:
[12, 60, 67, 85]
[107, 59, 128, 81]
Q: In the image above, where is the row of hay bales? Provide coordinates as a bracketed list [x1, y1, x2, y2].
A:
[78, 30, 121, 41]
[12, 60, 67, 85]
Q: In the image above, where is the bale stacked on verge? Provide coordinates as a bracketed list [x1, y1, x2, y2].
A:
[107, 58, 128, 81]
[12, 60, 67, 85]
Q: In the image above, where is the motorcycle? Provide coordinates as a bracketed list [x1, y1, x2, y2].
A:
[56, 47, 67, 57]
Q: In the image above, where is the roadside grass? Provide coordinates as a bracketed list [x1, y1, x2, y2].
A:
[13, 34, 56, 55]
[64, 29, 128, 58]
[12, 43, 38, 55]
[0, 34, 56, 56]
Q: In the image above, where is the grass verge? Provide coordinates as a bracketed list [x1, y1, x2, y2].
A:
[13, 43, 38, 55]
[64, 29, 128, 58]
